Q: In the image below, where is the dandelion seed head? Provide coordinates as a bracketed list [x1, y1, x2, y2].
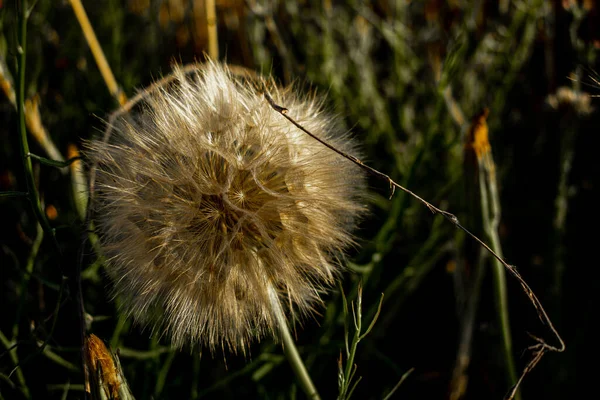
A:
[89, 63, 366, 353]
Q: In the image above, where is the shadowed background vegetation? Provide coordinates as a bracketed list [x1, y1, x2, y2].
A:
[1, 1, 598, 399]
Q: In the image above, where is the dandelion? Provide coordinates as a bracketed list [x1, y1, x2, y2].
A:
[88, 62, 366, 354]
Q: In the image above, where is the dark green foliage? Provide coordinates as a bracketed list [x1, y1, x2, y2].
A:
[1, 1, 597, 399]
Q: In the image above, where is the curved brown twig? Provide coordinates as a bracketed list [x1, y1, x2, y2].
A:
[264, 94, 565, 400]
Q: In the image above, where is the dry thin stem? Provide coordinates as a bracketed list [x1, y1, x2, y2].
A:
[264, 95, 565, 400]
[68, 0, 127, 105]
[0, 64, 65, 168]
[25, 96, 67, 174]
[84, 62, 564, 397]
[205, 0, 219, 59]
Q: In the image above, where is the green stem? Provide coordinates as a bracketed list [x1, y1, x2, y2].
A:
[0, 191, 28, 197]
[268, 285, 320, 400]
[154, 351, 176, 398]
[0, 330, 30, 398]
[42, 347, 79, 372]
[16, 0, 56, 247]
[338, 286, 383, 399]
[478, 156, 519, 398]
[342, 301, 361, 397]
[449, 245, 487, 399]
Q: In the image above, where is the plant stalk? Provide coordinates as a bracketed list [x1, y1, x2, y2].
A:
[205, 0, 219, 60]
[68, 0, 126, 105]
[16, 0, 55, 247]
[478, 155, 519, 398]
[268, 285, 321, 400]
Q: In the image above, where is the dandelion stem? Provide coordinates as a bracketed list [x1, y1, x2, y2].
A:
[268, 285, 321, 400]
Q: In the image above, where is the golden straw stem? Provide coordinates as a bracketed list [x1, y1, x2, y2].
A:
[205, 0, 219, 59]
[68, 0, 126, 105]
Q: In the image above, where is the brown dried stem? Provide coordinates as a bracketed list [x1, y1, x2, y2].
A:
[68, 0, 127, 105]
[264, 95, 565, 400]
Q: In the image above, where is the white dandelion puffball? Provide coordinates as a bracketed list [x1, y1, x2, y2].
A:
[89, 63, 366, 352]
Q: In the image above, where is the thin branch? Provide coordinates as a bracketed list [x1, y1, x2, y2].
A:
[264, 95, 565, 399]
[382, 368, 415, 400]
[0, 191, 28, 198]
[28, 153, 81, 168]
[359, 294, 384, 341]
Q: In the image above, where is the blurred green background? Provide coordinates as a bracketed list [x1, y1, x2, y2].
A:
[1, 0, 599, 399]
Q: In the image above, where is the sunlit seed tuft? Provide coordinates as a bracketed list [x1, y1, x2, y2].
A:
[88, 62, 366, 353]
